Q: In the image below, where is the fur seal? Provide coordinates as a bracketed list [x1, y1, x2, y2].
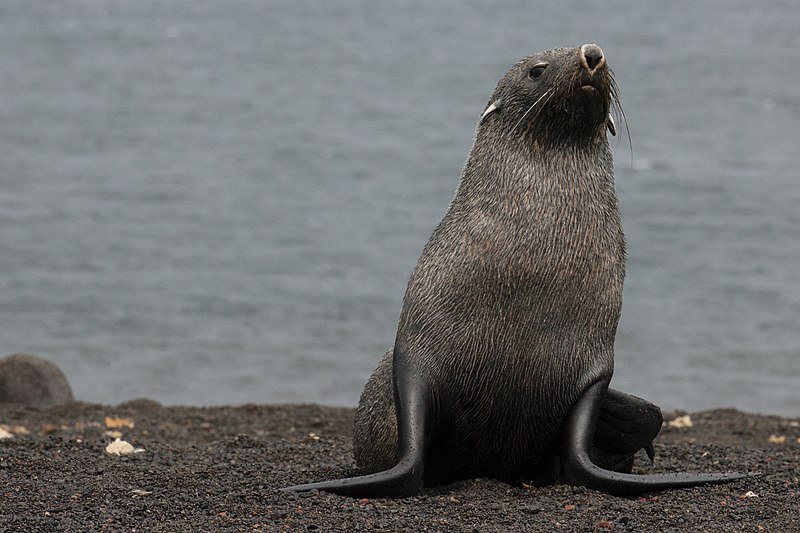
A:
[0, 353, 74, 406]
[285, 44, 752, 497]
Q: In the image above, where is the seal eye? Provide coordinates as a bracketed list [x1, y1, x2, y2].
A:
[528, 64, 547, 80]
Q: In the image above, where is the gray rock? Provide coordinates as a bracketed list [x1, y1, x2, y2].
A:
[0, 354, 74, 406]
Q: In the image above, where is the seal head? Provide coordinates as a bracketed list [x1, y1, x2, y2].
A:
[481, 43, 613, 143]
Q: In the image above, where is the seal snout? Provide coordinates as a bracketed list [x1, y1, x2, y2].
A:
[580, 44, 605, 73]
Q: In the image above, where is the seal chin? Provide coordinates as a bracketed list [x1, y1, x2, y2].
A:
[574, 84, 608, 125]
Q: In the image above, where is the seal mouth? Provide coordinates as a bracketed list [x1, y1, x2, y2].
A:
[572, 74, 611, 128]
[577, 73, 606, 96]
[578, 72, 606, 93]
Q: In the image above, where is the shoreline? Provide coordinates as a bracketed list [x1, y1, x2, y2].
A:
[1, 402, 798, 531]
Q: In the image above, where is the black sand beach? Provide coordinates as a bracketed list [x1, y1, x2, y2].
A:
[1, 401, 798, 532]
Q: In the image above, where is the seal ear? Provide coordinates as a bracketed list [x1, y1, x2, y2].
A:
[480, 99, 502, 123]
[606, 113, 616, 136]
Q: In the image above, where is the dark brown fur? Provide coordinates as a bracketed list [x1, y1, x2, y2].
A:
[353, 45, 624, 485]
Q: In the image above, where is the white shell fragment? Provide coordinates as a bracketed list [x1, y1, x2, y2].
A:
[0, 427, 13, 440]
[105, 438, 145, 456]
[668, 415, 693, 428]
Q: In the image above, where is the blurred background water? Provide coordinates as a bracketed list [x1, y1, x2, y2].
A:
[1, 1, 798, 415]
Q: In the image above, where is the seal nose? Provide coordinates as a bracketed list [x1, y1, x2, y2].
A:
[580, 44, 605, 72]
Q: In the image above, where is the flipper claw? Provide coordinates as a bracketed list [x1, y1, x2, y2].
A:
[644, 442, 655, 462]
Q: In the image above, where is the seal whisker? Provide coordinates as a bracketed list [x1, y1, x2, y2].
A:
[609, 76, 633, 165]
[512, 88, 553, 132]
[531, 88, 557, 124]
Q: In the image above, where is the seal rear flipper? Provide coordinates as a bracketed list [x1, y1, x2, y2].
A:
[590, 387, 663, 472]
[283, 344, 428, 498]
[560, 378, 756, 496]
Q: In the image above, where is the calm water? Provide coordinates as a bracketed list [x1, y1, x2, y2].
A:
[1, 1, 798, 415]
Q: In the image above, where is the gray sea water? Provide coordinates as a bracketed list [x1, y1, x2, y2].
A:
[1, 1, 798, 416]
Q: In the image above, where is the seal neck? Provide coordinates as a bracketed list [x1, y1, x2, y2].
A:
[463, 124, 614, 195]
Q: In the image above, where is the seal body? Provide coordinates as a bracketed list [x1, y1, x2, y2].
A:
[353, 44, 622, 485]
[285, 44, 749, 497]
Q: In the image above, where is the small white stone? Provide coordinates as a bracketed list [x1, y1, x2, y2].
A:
[105, 438, 144, 456]
[668, 415, 693, 428]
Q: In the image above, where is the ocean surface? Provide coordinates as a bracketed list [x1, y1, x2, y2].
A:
[1, 1, 798, 416]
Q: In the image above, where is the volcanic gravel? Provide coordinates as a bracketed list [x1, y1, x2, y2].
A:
[0, 400, 797, 532]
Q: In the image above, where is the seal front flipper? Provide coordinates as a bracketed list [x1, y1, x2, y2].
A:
[282, 344, 428, 498]
[591, 387, 663, 472]
[560, 378, 755, 496]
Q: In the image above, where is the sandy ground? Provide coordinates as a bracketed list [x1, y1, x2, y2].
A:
[0, 400, 798, 532]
